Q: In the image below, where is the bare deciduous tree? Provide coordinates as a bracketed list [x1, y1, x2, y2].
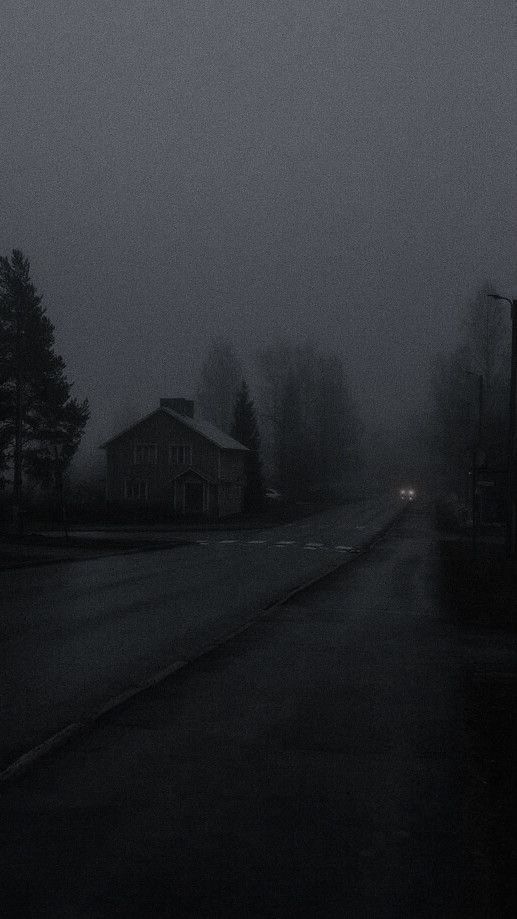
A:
[256, 341, 360, 497]
[429, 282, 510, 492]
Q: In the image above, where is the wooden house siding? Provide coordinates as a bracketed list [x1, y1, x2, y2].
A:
[103, 407, 246, 517]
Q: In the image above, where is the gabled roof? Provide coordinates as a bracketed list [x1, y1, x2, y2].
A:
[171, 467, 216, 484]
[162, 407, 248, 451]
[100, 407, 249, 452]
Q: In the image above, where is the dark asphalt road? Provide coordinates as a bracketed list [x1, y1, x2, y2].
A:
[2, 506, 515, 917]
[0, 497, 398, 769]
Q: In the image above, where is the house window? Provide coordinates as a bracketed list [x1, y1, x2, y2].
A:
[133, 443, 158, 464]
[169, 444, 192, 466]
[124, 480, 149, 501]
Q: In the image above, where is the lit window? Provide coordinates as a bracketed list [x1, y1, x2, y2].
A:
[133, 443, 158, 464]
[169, 444, 192, 465]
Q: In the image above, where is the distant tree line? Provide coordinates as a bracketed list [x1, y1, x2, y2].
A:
[196, 336, 361, 501]
[231, 380, 264, 511]
[428, 282, 510, 499]
[257, 341, 360, 498]
[0, 249, 89, 527]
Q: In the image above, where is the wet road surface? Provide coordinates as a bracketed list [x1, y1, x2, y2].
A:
[1, 506, 515, 917]
[0, 497, 398, 769]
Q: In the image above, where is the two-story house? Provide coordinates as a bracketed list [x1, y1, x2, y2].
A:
[101, 398, 248, 518]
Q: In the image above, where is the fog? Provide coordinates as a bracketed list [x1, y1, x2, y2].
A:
[1, 0, 515, 470]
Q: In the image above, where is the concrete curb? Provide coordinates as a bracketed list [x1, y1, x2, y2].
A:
[0, 505, 404, 785]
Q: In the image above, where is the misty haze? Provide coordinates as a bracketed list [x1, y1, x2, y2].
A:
[0, 2, 516, 917]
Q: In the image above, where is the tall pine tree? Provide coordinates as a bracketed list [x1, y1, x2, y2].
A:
[231, 380, 264, 512]
[196, 337, 242, 433]
[0, 250, 89, 520]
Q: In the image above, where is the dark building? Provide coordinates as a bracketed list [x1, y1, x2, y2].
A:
[101, 398, 248, 517]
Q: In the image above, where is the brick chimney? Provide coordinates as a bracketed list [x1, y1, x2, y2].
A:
[160, 398, 195, 418]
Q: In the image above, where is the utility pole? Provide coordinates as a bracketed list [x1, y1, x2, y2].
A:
[13, 292, 23, 533]
[488, 294, 517, 559]
[477, 372, 484, 448]
[462, 368, 484, 558]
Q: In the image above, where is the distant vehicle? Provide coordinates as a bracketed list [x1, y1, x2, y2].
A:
[265, 487, 283, 503]
[400, 487, 416, 501]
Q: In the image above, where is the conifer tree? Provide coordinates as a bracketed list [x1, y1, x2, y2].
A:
[0, 250, 89, 520]
[196, 337, 242, 432]
[231, 380, 264, 512]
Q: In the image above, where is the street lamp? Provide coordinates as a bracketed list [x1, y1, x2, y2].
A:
[488, 293, 517, 558]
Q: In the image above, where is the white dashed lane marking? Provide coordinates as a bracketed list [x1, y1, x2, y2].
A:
[195, 539, 360, 552]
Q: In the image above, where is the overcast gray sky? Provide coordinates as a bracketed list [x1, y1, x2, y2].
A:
[1, 0, 515, 468]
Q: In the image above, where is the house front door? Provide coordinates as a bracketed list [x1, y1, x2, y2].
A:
[184, 480, 204, 514]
